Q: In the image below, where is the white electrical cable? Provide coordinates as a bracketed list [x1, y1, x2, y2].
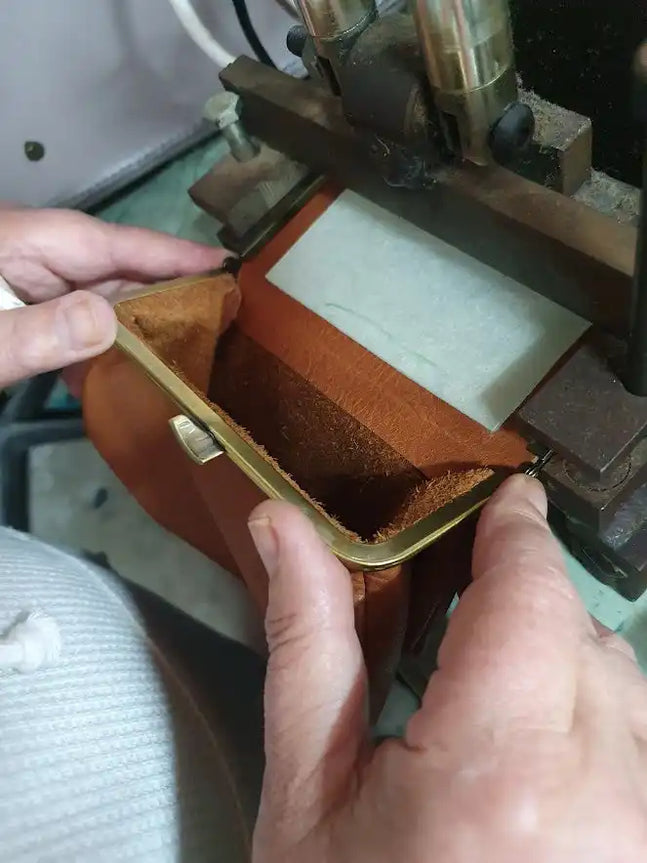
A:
[167, 0, 236, 67]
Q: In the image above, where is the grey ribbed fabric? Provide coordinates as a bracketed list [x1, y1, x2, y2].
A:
[0, 528, 252, 863]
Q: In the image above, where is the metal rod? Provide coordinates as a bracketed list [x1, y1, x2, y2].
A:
[412, 0, 518, 164]
[624, 150, 647, 394]
[623, 43, 647, 395]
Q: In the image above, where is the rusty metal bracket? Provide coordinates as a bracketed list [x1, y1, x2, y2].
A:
[220, 57, 635, 336]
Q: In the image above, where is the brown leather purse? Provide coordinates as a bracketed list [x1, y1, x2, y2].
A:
[83, 187, 530, 712]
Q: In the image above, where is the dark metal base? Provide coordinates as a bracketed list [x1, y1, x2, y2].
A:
[518, 337, 647, 600]
[221, 57, 636, 336]
[189, 143, 324, 258]
[552, 482, 647, 602]
[195, 58, 647, 601]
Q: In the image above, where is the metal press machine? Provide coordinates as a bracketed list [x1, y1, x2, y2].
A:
[189, 0, 647, 602]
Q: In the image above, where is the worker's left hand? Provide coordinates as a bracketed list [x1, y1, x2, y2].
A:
[0, 207, 227, 388]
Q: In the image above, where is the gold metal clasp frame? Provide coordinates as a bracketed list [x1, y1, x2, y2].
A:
[115, 275, 534, 571]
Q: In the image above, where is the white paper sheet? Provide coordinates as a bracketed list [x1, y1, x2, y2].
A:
[268, 190, 590, 431]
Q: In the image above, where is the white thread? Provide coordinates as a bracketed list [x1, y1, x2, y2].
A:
[0, 611, 62, 673]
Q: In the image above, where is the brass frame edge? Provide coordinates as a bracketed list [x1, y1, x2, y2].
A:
[114, 285, 511, 570]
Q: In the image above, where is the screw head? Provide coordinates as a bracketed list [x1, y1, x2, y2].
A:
[286, 24, 308, 58]
[203, 91, 242, 130]
[489, 102, 535, 166]
[24, 141, 45, 162]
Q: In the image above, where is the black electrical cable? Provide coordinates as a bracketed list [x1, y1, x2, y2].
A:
[232, 0, 276, 67]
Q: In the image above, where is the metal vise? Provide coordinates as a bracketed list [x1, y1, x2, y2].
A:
[190, 3, 647, 603]
[290, 0, 534, 170]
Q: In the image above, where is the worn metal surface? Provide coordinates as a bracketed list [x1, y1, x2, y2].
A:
[541, 439, 647, 533]
[574, 170, 640, 225]
[340, 15, 436, 147]
[413, 0, 517, 165]
[198, 59, 647, 599]
[221, 57, 635, 336]
[517, 338, 647, 482]
[623, 45, 647, 394]
[555, 480, 647, 601]
[518, 332, 647, 598]
[189, 144, 322, 257]
[519, 89, 592, 195]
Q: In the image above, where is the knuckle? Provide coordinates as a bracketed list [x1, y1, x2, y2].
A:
[600, 631, 637, 660]
[500, 559, 578, 611]
[265, 607, 310, 655]
[0, 307, 57, 385]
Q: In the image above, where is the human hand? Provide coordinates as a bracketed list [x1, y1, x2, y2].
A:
[0, 207, 227, 388]
[248, 475, 647, 863]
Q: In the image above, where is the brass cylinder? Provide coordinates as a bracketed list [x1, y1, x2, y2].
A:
[413, 0, 518, 164]
[295, 0, 376, 52]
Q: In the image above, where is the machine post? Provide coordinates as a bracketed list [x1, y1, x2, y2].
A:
[623, 42, 647, 396]
[412, 0, 532, 165]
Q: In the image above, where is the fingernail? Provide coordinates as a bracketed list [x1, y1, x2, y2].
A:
[505, 474, 548, 517]
[58, 295, 103, 350]
[248, 516, 279, 573]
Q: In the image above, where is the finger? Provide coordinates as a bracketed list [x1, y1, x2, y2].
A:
[248, 502, 367, 826]
[0, 208, 229, 298]
[408, 475, 592, 748]
[0, 291, 117, 387]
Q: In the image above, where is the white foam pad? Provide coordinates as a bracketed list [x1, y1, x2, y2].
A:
[268, 190, 589, 431]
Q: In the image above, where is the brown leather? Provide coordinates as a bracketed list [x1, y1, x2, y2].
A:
[84, 187, 530, 710]
[84, 346, 409, 706]
[362, 564, 410, 715]
[237, 188, 530, 478]
[83, 347, 241, 578]
[406, 516, 477, 654]
[116, 189, 529, 543]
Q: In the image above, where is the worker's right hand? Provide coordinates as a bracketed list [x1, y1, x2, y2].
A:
[248, 474, 647, 863]
[0, 207, 227, 389]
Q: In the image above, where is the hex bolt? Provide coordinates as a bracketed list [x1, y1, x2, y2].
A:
[203, 91, 260, 163]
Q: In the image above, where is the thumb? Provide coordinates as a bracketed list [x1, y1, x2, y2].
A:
[0, 291, 117, 387]
[407, 475, 589, 751]
[248, 502, 367, 834]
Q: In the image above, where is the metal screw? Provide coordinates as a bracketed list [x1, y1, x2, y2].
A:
[489, 102, 535, 166]
[203, 91, 260, 163]
[24, 141, 45, 162]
